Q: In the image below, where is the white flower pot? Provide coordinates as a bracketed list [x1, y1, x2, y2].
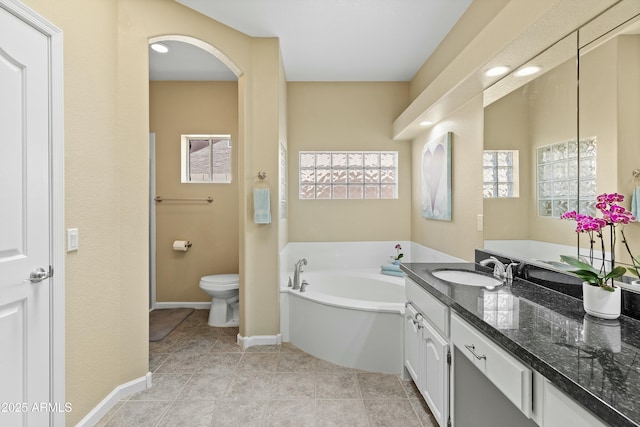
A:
[632, 279, 640, 286]
[582, 282, 621, 320]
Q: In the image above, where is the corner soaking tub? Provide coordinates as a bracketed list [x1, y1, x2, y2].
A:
[281, 269, 405, 374]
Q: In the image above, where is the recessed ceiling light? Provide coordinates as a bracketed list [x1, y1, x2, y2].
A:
[150, 43, 169, 54]
[514, 65, 541, 77]
[485, 66, 510, 77]
[419, 121, 433, 127]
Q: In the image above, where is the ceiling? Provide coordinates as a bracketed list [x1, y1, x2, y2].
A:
[149, 0, 473, 82]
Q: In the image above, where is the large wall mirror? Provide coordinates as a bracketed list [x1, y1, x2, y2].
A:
[483, 0, 640, 273]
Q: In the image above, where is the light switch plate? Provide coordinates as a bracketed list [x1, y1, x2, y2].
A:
[477, 214, 484, 232]
[67, 228, 79, 252]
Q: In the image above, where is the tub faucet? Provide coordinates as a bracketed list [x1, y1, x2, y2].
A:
[479, 256, 507, 279]
[300, 280, 310, 292]
[293, 258, 307, 290]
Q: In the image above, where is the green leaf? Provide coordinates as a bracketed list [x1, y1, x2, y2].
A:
[600, 284, 616, 292]
[559, 255, 599, 274]
[604, 266, 627, 280]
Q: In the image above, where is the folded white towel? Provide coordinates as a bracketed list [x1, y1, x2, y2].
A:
[253, 188, 271, 224]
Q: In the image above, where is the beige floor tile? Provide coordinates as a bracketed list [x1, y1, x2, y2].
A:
[315, 372, 361, 399]
[102, 401, 171, 427]
[363, 399, 422, 427]
[262, 399, 316, 427]
[211, 335, 243, 353]
[277, 351, 319, 372]
[402, 379, 422, 398]
[357, 373, 406, 399]
[270, 372, 316, 399]
[409, 398, 439, 427]
[224, 371, 274, 400]
[238, 352, 279, 371]
[149, 353, 170, 372]
[177, 373, 234, 400]
[199, 352, 243, 374]
[316, 399, 370, 427]
[129, 374, 191, 401]
[156, 400, 217, 427]
[211, 400, 268, 427]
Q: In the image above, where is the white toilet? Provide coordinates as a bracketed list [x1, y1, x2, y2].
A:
[198, 274, 239, 327]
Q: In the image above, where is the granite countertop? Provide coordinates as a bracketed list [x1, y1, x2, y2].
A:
[400, 262, 640, 427]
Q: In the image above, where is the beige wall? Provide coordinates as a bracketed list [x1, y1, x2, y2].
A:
[150, 81, 239, 302]
[240, 38, 285, 337]
[287, 82, 412, 242]
[410, 97, 485, 261]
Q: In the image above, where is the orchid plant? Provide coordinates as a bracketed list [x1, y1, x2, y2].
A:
[559, 193, 635, 291]
[393, 244, 404, 261]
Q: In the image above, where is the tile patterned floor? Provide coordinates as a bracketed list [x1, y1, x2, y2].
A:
[96, 309, 437, 427]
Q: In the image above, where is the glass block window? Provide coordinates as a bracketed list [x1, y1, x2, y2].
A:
[299, 151, 398, 199]
[536, 137, 597, 217]
[483, 150, 519, 198]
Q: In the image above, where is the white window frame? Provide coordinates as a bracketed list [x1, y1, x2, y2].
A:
[180, 134, 232, 183]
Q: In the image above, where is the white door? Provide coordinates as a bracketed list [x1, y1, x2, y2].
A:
[0, 5, 52, 426]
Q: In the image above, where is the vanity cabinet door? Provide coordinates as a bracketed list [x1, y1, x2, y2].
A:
[420, 318, 449, 427]
[543, 380, 607, 427]
[404, 303, 422, 387]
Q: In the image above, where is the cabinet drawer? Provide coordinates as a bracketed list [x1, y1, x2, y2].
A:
[406, 278, 448, 336]
[451, 313, 532, 418]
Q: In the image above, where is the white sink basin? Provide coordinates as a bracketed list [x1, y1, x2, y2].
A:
[432, 270, 502, 288]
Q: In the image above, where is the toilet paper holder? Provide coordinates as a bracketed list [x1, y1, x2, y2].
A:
[172, 240, 193, 251]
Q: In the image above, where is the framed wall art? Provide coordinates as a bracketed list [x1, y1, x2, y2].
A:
[422, 132, 452, 221]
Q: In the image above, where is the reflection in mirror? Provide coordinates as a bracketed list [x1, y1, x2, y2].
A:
[578, 9, 640, 271]
[483, 1, 640, 272]
[483, 32, 579, 263]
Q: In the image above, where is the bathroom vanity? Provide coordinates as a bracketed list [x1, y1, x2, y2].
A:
[401, 261, 640, 427]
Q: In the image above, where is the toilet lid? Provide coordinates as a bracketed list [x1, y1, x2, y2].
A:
[201, 274, 239, 285]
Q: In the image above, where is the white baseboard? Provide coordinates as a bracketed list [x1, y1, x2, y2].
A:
[75, 372, 152, 427]
[238, 333, 282, 349]
[154, 302, 211, 309]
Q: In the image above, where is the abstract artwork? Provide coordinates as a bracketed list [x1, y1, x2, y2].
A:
[422, 132, 452, 221]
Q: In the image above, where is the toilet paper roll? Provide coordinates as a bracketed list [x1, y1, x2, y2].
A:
[173, 240, 191, 251]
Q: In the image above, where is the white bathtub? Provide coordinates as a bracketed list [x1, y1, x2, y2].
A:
[281, 269, 405, 374]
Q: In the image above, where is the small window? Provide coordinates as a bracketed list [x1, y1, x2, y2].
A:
[483, 150, 519, 198]
[181, 134, 232, 183]
[299, 151, 398, 200]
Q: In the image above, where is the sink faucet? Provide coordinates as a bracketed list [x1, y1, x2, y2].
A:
[479, 256, 507, 279]
[293, 258, 307, 290]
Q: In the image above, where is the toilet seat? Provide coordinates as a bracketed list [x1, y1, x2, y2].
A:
[199, 274, 239, 292]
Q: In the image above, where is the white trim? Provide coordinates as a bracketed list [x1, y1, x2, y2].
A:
[75, 372, 152, 427]
[149, 133, 156, 310]
[238, 333, 282, 349]
[0, 1, 65, 426]
[154, 302, 212, 310]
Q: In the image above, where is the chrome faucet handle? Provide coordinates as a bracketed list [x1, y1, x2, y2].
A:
[300, 280, 310, 292]
[479, 256, 506, 278]
[287, 276, 293, 287]
[505, 262, 520, 281]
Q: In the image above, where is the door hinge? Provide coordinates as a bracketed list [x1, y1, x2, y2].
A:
[447, 349, 451, 365]
[49, 265, 54, 278]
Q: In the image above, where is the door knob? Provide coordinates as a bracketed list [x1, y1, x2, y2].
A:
[29, 267, 49, 283]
